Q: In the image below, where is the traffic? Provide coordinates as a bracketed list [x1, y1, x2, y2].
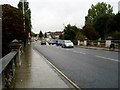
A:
[40, 38, 74, 48]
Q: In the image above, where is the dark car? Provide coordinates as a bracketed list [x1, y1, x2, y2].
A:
[48, 39, 56, 45]
[56, 39, 63, 46]
[41, 40, 46, 45]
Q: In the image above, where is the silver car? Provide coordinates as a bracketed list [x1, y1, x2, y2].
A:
[61, 40, 74, 48]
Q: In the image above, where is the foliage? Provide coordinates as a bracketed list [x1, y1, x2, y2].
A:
[39, 30, 43, 38]
[114, 13, 120, 32]
[112, 31, 120, 40]
[83, 23, 99, 40]
[31, 31, 36, 37]
[85, 2, 114, 39]
[63, 24, 79, 44]
[2, 4, 24, 56]
[86, 2, 113, 24]
[75, 30, 85, 41]
[93, 14, 113, 39]
[18, 1, 32, 46]
[106, 16, 116, 35]
[105, 13, 120, 39]
[59, 34, 64, 40]
[110, 13, 120, 32]
[44, 32, 47, 38]
[18, 1, 29, 11]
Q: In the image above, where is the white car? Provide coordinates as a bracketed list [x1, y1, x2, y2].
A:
[61, 40, 74, 48]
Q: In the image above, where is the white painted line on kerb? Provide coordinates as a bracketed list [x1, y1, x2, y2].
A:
[95, 55, 119, 62]
[34, 48, 80, 89]
[42, 54, 81, 89]
[73, 51, 86, 55]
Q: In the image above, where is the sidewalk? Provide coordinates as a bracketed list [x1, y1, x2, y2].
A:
[14, 44, 70, 88]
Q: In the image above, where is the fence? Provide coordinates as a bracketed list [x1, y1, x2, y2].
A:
[78, 40, 120, 49]
[0, 42, 23, 89]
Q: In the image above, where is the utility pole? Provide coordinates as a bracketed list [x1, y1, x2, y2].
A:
[20, 0, 26, 31]
[20, 0, 27, 47]
[118, 1, 120, 13]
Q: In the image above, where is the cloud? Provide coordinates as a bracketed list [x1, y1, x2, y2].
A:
[0, 0, 119, 33]
[30, 0, 92, 33]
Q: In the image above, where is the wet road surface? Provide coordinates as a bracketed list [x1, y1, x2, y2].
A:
[34, 42, 119, 89]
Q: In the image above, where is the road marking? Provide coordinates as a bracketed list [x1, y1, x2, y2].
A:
[73, 51, 86, 55]
[34, 48, 81, 89]
[40, 53, 81, 89]
[95, 55, 119, 62]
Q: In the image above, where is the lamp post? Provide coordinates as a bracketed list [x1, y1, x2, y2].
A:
[20, 0, 27, 31]
[20, 0, 27, 47]
[118, 1, 120, 13]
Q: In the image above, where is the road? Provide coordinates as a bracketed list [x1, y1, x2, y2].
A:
[34, 42, 119, 89]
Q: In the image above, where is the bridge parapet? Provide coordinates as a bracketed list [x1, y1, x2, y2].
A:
[0, 39, 23, 89]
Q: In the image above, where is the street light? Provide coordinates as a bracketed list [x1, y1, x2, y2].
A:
[20, 0, 28, 47]
[20, 0, 27, 31]
[118, 1, 120, 13]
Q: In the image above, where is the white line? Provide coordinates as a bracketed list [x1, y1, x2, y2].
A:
[73, 51, 86, 54]
[41, 54, 80, 89]
[34, 48, 80, 89]
[64, 49, 73, 51]
[79, 52, 86, 55]
[95, 55, 119, 62]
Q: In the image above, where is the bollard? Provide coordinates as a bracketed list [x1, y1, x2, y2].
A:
[9, 39, 22, 67]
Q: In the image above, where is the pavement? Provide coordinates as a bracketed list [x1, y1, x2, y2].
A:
[13, 44, 72, 89]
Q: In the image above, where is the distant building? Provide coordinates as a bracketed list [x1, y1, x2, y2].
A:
[46, 32, 52, 39]
[51, 31, 63, 39]
[46, 31, 63, 39]
[118, 1, 120, 13]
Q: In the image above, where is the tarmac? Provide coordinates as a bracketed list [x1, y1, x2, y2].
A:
[13, 44, 73, 89]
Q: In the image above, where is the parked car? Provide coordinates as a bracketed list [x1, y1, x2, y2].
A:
[41, 40, 46, 45]
[61, 40, 74, 48]
[56, 39, 63, 46]
[48, 39, 57, 45]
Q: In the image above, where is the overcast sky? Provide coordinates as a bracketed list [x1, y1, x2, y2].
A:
[0, 0, 119, 34]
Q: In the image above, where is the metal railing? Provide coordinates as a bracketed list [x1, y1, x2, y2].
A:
[0, 44, 23, 89]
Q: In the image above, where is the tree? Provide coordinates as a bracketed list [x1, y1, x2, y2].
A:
[93, 14, 113, 39]
[2, 4, 24, 56]
[18, 1, 32, 46]
[112, 31, 120, 40]
[31, 31, 36, 37]
[106, 15, 116, 35]
[75, 30, 85, 41]
[83, 23, 99, 40]
[111, 13, 120, 32]
[86, 2, 113, 24]
[44, 32, 47, 38]
[59, 34, 64, 40]
[63, 24, 79, 44]
[106, 13, 120, 39]
[39, 30, 43, 38]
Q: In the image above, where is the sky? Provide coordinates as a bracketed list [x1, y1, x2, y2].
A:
[0, 0, 119, 34]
